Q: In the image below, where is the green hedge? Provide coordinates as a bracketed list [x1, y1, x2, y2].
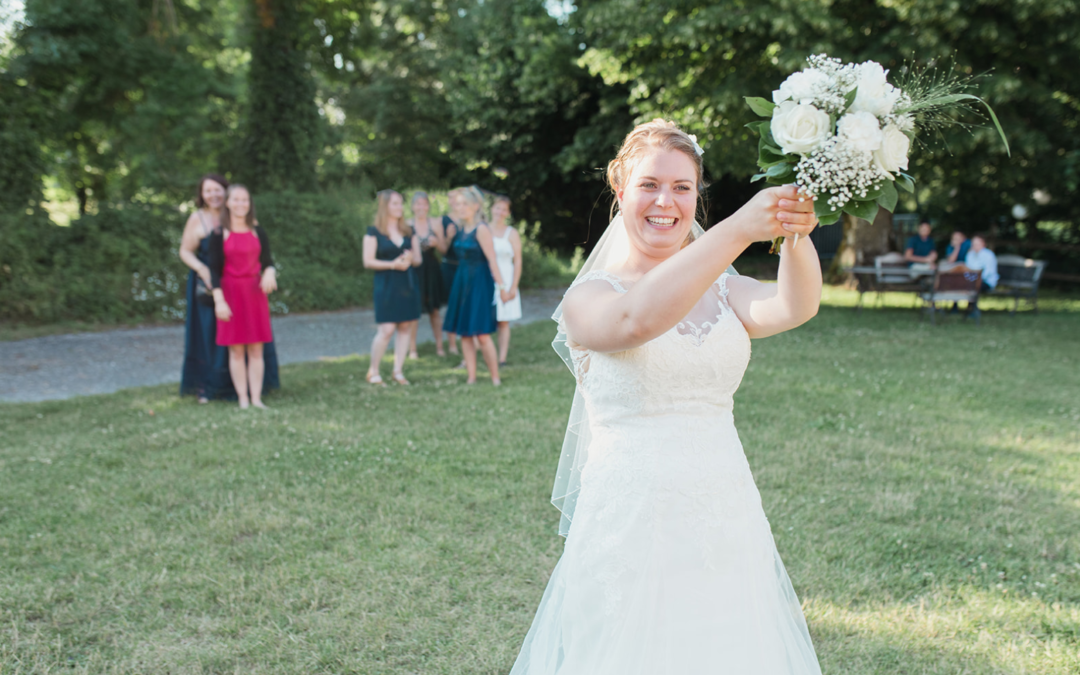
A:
[0, 205, 183, 322]
[0, 192, 575, 324]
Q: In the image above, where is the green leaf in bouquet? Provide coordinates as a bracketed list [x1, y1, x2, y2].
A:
[751, 173, 767, 183]
[758, 133, 783, 158]
[817, 211, 842, 226]
[876, 180, 899, 213]
[895, 173, 916, 193]
[758, 146, 788, 168]
[859, 182, 887, 201]
[843, 87, 858, 112]
[744, 97, 777, 117]
[846, 198, 880, 222]
[765, 162, 797, 184]
[814, 196, 838, 219]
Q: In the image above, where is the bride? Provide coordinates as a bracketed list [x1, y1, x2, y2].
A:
[509, 119, 824, 674]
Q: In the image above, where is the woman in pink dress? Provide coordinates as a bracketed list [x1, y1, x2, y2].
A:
[208, 184, 277, 409]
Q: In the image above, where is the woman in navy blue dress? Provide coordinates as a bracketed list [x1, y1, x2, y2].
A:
[439, 188, 463, 356]
[442, 186, 509, 385]
[363, 189, 422, 385]
[178, 174, 279, 401]
[407, 191, 449, 357]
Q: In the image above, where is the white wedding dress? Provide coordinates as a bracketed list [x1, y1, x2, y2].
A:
[510, 270, 822, 675]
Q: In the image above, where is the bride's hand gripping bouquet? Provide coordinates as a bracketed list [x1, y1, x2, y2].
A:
[745, 55, 1010, 253]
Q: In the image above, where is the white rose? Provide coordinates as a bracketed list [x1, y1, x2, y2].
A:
[772, 69, 830, 105]
[837, 111, 883, 152]
[849, 61, 900, 116]
[873, 124, 911, 175]
[770, 101, 832, 155]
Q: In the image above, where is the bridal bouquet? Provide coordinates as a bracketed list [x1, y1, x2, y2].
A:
[745, 54, 1009, 252]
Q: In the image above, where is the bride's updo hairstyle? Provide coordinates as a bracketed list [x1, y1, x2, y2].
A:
[606, 119, 707, 221]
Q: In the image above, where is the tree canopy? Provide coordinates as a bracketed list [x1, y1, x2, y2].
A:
[2, 0, 1077, 254]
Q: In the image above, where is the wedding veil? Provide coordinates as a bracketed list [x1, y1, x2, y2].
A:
[549, 214, 737, 536]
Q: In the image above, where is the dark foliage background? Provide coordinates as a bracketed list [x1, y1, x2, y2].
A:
[1, 0, 1077, 322]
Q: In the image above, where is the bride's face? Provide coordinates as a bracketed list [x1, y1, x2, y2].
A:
[617, 149, 698, 260]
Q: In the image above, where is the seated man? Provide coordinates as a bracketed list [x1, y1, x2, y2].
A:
[945, 230, 971, 264]
[963, 234, 999, 292]
[904, 221, 938, 267]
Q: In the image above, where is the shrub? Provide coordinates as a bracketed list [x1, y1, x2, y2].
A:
[0, 190, 573, 324]
[252, 191, 374, 313]
[0, 205, 183, 322]
[517, 220, 579, 289]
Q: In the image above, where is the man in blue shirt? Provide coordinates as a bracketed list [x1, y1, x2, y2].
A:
[904, 221, 938, 266]
[964, 234, 999, 292]
[945, 230, 971, 264]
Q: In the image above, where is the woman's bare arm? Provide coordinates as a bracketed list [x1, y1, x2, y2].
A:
[410, 235, 422, 267]
[179, 214, 210, 283]
[475, 225, 506, 288]
[725, 235, 822, 339]
[509, 228, 523, 295]
[436, 220, 456, 254]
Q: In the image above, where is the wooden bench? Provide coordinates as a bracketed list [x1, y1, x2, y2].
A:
[921, 268, 982, 326]
[850, 253, 933, 312]
[988, 254, 1048, 313]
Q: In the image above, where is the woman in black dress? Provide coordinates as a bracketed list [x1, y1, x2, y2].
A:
[363, 189, 422, 385]
[407, 191, 448, 357]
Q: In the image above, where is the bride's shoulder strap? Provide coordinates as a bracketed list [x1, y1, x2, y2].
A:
[568, 269, 628, 294]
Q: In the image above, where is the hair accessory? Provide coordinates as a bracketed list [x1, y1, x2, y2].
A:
[688, 134, 704, 157]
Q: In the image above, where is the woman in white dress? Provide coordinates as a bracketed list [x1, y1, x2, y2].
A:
[510, 119, 824, 674]
[490, 195, 523, 365]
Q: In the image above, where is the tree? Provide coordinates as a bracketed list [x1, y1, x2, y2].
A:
[238, 0, 322, 192]
[572, 0, 1080, 262]
[1, 0, 244, 210]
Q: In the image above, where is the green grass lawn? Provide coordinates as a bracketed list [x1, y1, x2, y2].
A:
[2, 294, 1079, 674]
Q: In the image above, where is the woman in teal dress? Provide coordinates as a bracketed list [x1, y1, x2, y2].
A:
[363, 189, 422, 385]
[442, 186, 509, 385]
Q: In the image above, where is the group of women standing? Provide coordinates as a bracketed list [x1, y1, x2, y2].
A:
[363, 186, 522, 386]
[179, 178, 522, 402]
[179, 174, 280, 408]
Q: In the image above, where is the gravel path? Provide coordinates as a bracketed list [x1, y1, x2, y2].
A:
[0, 289, 564, 404]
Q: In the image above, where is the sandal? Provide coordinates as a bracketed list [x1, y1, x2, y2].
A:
[391, 371, 410, 386]
[366, 372, 386, 386]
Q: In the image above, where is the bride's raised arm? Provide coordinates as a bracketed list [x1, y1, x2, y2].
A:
[564, 185, 817, 353]
[725, 231, 822, 339]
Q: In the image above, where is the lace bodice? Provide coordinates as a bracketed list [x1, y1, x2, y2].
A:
[562, 270, 751, 426]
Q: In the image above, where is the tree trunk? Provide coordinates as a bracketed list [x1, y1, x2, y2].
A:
[829, 207, 893, 283]
[240, 0, 321, 193]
